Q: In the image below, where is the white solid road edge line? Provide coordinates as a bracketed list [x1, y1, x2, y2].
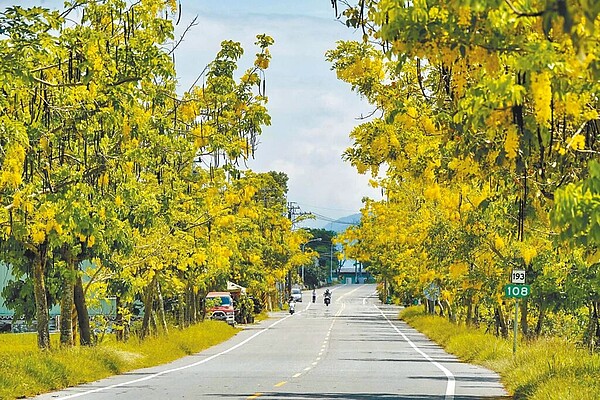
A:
[375, 305, 456, 400]
[53, 313, 294, 399]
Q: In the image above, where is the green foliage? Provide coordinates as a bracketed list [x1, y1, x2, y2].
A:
[1, 279, 36, 320]
[552, 159, 600, 247]
[301, 229, 338, 287]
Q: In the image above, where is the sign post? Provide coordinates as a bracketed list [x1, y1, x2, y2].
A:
[505, 272, 531, 355]
[513, 299, 519, 355]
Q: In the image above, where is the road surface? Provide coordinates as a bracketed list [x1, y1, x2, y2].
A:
[35, 284, 509, 399]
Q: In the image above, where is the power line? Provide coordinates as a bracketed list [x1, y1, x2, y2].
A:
[310, 212, 360, 225]
[295, 202, 359, 213]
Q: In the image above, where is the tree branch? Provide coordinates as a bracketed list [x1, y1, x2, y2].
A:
[504, 0, 547, 17]
[169, 15, 198, 56]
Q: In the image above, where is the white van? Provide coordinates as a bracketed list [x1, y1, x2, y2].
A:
[291, 287, 302, 302]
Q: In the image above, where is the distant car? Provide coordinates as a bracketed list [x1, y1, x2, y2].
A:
[0, 321, 11, 333]
[205, 292, 235, 326]
[291, 287, 302, 302]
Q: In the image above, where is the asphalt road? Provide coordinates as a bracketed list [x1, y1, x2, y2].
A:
[35, 284, 509, 400]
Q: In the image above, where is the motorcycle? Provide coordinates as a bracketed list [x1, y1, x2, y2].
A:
[289, 300, 295, 314]
[324, 295, 331, 306]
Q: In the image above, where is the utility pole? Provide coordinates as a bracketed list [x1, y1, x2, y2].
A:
[329, 243, 333, 283]
[287, 201, 300, 222]
[285, 201, 308, 294]
[287, 201, 310, 227]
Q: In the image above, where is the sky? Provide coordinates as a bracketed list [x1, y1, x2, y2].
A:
[3, 0, 382, 226]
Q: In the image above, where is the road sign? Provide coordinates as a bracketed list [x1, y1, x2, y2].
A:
[423, 282, 440, 301]
[511, 269, 526, 284]
[504, 284, 530, 298]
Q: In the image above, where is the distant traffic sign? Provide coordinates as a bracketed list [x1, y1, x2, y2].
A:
[423, 282, 440, 301]
[504, 284, 530, 298]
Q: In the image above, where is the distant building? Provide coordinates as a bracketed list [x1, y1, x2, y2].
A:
[0, 263, 14, 316]
[0, 262, 115, 333]
[338, 259, 373, 284]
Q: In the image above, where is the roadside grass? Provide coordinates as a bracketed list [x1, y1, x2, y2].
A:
[400, 306, 600, 400]
[253, 310, 271, 322]
[0, 320, 237, 400]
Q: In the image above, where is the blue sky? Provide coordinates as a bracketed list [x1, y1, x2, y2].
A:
[2, 1, 382, 224]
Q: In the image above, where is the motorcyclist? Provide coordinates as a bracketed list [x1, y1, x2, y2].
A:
[324, 289, 331, 306]
[288, 296, 296, 314]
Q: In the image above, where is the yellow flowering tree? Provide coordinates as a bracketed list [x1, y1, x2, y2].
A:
[329, 0, 600, 340]
[0, 1, 281, 348]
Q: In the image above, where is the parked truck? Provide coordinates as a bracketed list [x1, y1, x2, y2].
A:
[205, 291, 235, 326]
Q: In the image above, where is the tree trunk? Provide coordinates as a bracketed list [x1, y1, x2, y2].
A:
[443, 299, 455, 323]
[178, 293, 185, 329]
[185, 286, 194, 325]
[115, 296, 123, 341]
[383, 278, 388, 303]
[123, 321, 130, 342]
[192, 288, 198, 323]
[438, 300, 446, 318]
[495, 306, 509, 338]
[535, 300, 547, 337]
[266, 291, 272, 312]
[520, 298, 529, 338]
[74, 275, 92, 345]
[32, 245, 50, 349]
[155, 278, 168, 334]
[117, 297, 130, 342]
[150, 309, 158, 335]
[59, 248, 75, 347]
[437, 300, 444, 317]
[595, 301, 600, 346]
[426, 299, 436, 314]
[466, 295, 473, 326]
[183, 287, 190, 326]
[71, 304, 78, 344]
[587, 301, 600, 352]
[140, 278, 155, 339]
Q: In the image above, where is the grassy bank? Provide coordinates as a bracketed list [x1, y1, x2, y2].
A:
[400, 307, 600, 399]
[0, 320, 237, 399]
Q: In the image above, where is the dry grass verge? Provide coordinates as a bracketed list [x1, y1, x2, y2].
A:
[400, 306, 600, 400]
[0, 320, 237, 399]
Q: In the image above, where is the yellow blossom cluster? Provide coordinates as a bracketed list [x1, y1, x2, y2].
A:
[530, 71, 552, 126]
[504, 126, 519, 160]
[0, 144, 25, 190]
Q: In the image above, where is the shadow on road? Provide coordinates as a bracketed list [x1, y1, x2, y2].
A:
[338, 357, 462, 364]
[410, 375, 505, 384]
[204, 392, 513, 399]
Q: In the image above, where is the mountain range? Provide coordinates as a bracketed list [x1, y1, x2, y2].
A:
[322, 213, 361, 233]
